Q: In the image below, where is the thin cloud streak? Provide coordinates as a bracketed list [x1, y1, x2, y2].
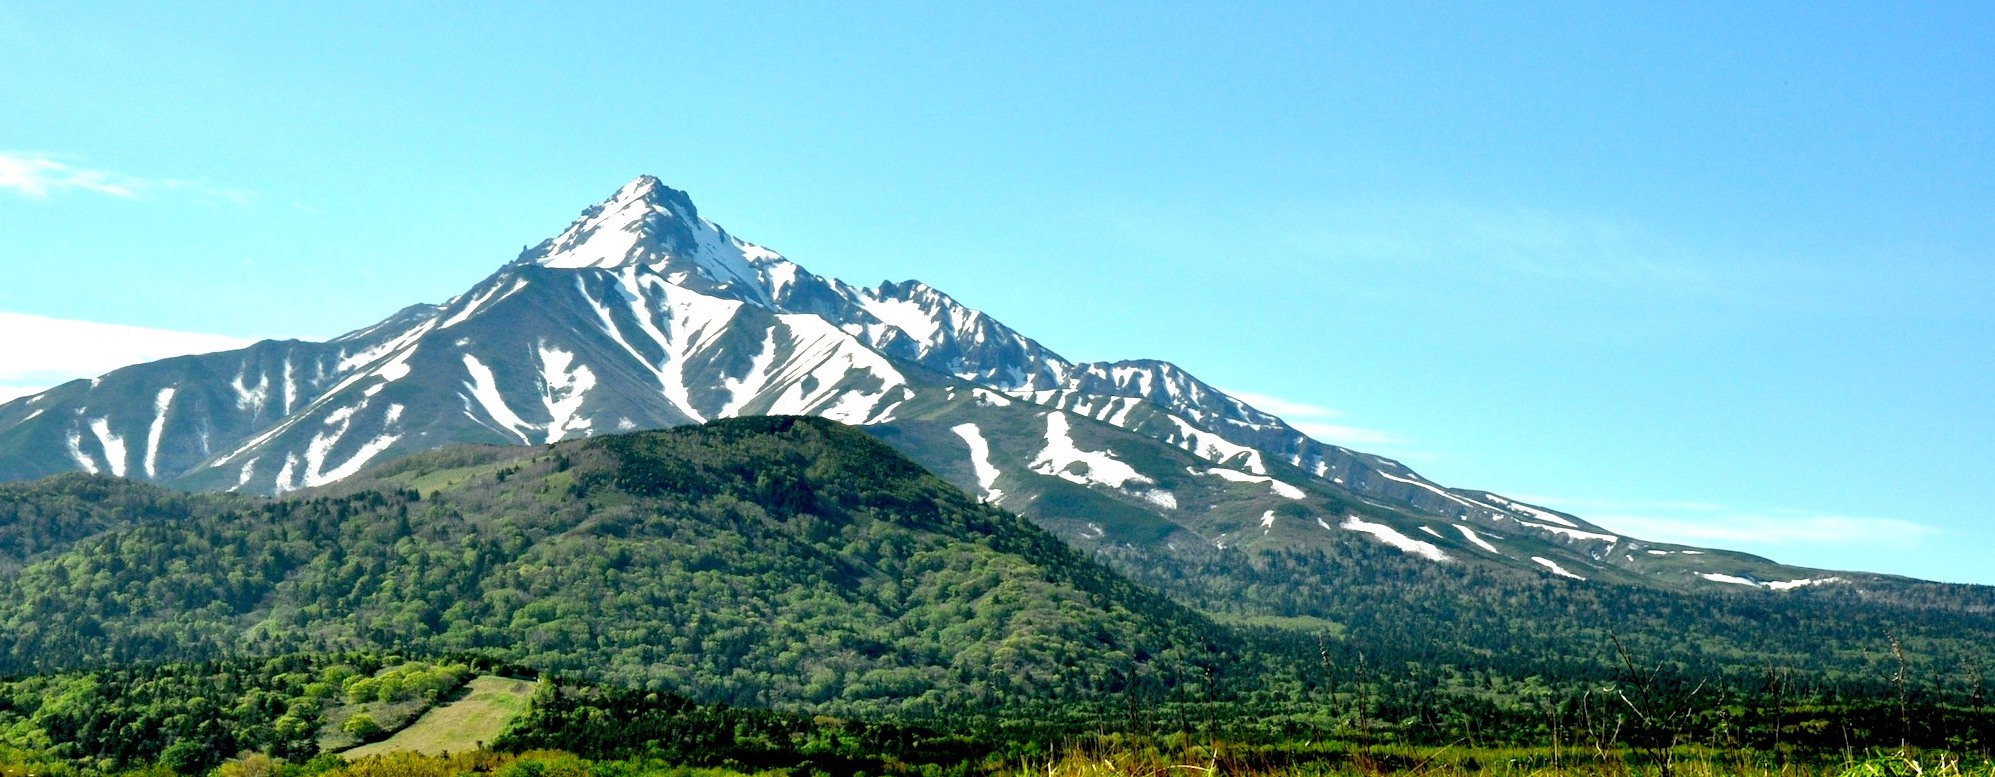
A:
[0, 152, 252, 204]
[1277, 201, 1715, 293]
[0, 312, 258, 400]
[1224, 388, 1402, 447]
[0, 386, 43, 404]
[1516, 494, 1937, 549]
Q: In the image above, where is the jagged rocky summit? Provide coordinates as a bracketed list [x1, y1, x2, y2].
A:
[0, 175, 1869, 593]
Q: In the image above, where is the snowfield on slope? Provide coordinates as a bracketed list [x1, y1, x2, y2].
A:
[1339, 516, 1449, 562]
[1030, 411, 1152, 489]
[1532, 557, 1586, 580]
[1199, 466, 1306, 500]
[950, 422, 1005, 504]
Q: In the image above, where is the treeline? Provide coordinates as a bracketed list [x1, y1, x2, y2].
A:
[3, 649, 1993, 777]
[0, 653, 496, 774]
[0, 418, 1991, 767]
[0, 419, 1238, 715]
[1090, 526, 1995, 698]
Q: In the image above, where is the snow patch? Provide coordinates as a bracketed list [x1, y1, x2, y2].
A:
[65, 429, 99, 474]
[309, 432, 399, 487]
[1199, 467, 1306, 500]
[373, 343, 419, 383]
[323, 405, 359, 426]
[720, 330, 781, 417]
[1030, 411, 1153, 489]
[647, 277, 746, 421]
[1767, 577, 1843, 591]
[1370, 468, 1490, 514]
[143, 387, 176, 480]
[282, 360, 298, 414]
[971, 387, 1013, 407]
[274, 454, 300, 495]
[575, 272, 748, 423]
[1523, 522, 1620, 543]
[1500, 500, 1579, 528]
[1161, 415, 1267, 474]
[950, 422, 1005, 504]
[337, 318, 436, 375]
[298, 401, 403, 490]
[757, 313, 909, 424]
[1701, 573, 1760, 587]
[1341, 516, 1450, 562]
[462, 354, 532, 443]
[441, 278, 527, 329]
[1532, 557, 1587, 580]
[231, 371, 269, 413]
[859, 295, 943, 350]
[1456, 525, 1500, 554]
[1108, 397, 1140, 426]
[88, 417, 127, 478]
[537, 343, 597, 443]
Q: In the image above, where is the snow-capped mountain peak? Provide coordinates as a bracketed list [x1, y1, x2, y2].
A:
[517, 175, 797, 306]
[0, 174, 1858, 596]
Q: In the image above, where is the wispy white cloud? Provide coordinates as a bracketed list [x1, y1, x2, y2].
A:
[0, 312, 257, 401]
[1222, 390, 1342, 420]
[1223, 388, 1402, 448]
[1514, 494, 1937, 549]
[0, 153, 141, 197]
[0, 386, 44, 404]
[1277, 202, 1715, 293]
[0, 152, 252, 204]
[1285, 421, 1400, 448]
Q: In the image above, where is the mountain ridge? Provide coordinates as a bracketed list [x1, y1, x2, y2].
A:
[0, 417, 1235, 712]
[0, 175, 1955, 599]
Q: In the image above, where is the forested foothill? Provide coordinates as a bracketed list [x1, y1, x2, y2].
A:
[1, 418, 1991, 776]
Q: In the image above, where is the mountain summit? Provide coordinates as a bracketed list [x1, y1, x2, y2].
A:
[0, 176, 1891, 597]
[517, 175, 800, 307]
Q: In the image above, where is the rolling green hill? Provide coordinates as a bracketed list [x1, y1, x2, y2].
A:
[0, 417, 1230, 713]
[0, 416, 1992, 729]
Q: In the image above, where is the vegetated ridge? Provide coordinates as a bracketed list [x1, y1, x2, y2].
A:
[1, 177, 1992, 696]
[0, 417, 1230, 713]
[0, 175, 1889, 599]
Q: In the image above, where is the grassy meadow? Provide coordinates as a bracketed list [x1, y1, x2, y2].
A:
[341, 677, 538, 760]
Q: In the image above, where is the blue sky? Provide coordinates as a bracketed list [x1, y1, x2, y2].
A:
[3, 2, 1992, 583]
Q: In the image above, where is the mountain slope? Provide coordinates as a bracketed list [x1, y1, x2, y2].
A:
[0, 175, 1957, 604]
[2, 422, 1993, 711]
[0, 417, 1229, 712]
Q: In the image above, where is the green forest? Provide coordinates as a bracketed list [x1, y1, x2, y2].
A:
[1, 418, 1992, 776]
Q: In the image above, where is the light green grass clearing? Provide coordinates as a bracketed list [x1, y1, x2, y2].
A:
[343, 676, 536, 759]
[392, 460, 519, 498]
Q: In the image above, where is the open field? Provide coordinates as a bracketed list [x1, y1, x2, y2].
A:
[342, 676, 537, 759]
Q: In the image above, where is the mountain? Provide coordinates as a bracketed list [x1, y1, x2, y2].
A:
[0, 175, 1970, 612]
[4, 422, 1995, 723]
[0, 417, 1231, 712]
